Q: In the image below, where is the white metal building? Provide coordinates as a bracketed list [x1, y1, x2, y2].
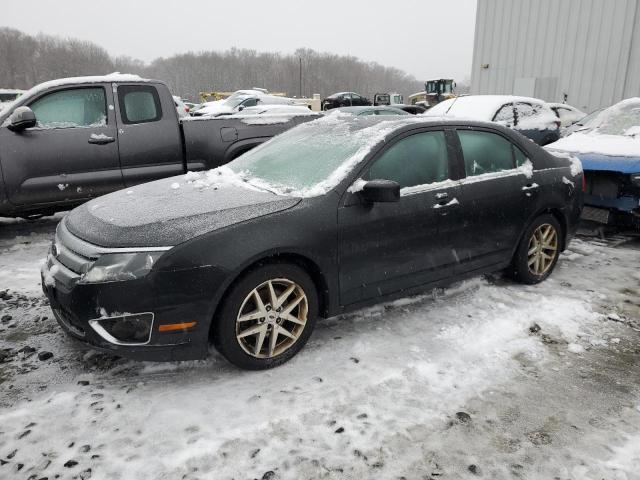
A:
[470, 0, 640, 113]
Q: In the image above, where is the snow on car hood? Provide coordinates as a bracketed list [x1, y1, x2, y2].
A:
[546, 132, 640, 173]
[547, 131, 640, 157]
[65, 174, 300, 248]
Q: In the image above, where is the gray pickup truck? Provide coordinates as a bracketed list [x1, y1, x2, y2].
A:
[0, 74, 320, 218]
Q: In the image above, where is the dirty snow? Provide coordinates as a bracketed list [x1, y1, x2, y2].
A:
[1, 216, 640, 479]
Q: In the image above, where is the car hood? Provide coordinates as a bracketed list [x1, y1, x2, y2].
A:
[65, 176, 301, 248]
[547, 132, 640, 173]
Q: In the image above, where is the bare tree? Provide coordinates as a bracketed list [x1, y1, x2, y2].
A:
[0, 27, 426, 102]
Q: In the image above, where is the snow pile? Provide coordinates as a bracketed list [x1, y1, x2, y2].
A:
[546, 132, 640, 157]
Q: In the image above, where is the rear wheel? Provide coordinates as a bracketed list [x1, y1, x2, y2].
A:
[213, 263, 318, 370]
[508, 214, 562, 284]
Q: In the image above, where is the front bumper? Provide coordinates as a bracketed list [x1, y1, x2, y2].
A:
[41, 243, 226, 362]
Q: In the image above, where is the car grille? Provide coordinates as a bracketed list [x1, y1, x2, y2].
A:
[53, 220, 99, 276]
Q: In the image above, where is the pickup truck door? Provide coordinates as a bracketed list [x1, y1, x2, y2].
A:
[0, 84, 123, 206]
[114, 83, 184, 187]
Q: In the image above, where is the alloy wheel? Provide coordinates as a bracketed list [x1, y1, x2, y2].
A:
[235, 278, 308, 358]
[527, 223, 558, 275]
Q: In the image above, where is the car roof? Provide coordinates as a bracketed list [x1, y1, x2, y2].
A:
[427, 94, 549, 120]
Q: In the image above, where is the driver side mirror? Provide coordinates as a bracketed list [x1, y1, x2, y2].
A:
[238, 105, 245, 111]
[8, 106, 37, 132]
[361, 179, 400, 203]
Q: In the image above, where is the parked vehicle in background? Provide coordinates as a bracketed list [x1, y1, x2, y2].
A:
[426, 95, 561, 145]
[193, 89, 300, 117]
[173, 96, 190, 117]
[548, 103, 586, 128]
[373, 92, 404, 106]
[321, 92, 371, 110]
[41, 115, 583, 369]
[546, 98, 640, 228]
[0, 74, 320, 218]
[394, 104, 427, 115]
[327, 106, 410, 116]
[0, 88, 25, 108]
[228, 105, 313, 116]
[424, 79, 456, 107]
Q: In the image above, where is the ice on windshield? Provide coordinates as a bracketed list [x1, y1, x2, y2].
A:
[228, 114, 419, 197]
[594, 99, 640, 135]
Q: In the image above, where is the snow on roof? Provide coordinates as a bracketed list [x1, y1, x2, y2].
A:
[426, 95, 547, 120]
[17, 73, 149, 103]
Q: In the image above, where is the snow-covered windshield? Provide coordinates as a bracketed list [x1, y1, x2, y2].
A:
[224, 91, 259, 108]
[584, 98, 640, 136]
[228, 116, 411, 196]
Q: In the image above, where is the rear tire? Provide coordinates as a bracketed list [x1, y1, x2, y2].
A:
[508, 214, 562, 284]
[213, 263, 318, 370]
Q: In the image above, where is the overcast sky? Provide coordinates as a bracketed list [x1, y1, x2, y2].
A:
[3, 0, 477, 82]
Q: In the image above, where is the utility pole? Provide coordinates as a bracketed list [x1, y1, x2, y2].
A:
[299, 57, 302, 98]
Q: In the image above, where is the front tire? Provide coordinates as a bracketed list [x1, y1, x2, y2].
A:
[213, 263, 318, 370]
[508, 214, 562, 284]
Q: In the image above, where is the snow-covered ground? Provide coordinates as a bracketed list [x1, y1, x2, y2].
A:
[1, 215, 640, 480]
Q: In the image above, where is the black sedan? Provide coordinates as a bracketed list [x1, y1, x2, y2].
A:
[322, 91, 371, 110]
[42, 116, 584, 370]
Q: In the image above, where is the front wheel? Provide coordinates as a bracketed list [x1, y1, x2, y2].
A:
[508, 214, 562, 284]
[213, 263, 318, 370]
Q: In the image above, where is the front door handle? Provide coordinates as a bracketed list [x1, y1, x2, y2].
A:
[435, 192, 449, 199]
[433, 198, 459, 209]
[88, 135, 116, 145]
[522, 183, 539, 191]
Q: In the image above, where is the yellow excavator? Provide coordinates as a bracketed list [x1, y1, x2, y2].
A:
[424, 79, 456, 107]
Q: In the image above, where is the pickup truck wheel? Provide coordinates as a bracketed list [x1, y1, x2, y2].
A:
[508, 214, 561, 284]
[213, 263, 318, 370]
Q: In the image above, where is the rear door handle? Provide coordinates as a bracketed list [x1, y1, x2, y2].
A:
[433, 198, 459, 209]
[435, 192, 449, 199]
[522, 183, 539, 191]
[88, 135, 115, 145]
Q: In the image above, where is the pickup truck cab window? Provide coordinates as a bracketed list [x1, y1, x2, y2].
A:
[458, 130, 516, 176]
[118, 85, 162, 124]
[368, 131, 449, 189]
[29, 87, 107, 128]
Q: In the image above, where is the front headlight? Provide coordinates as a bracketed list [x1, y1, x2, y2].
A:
[80, 252, 164, 284]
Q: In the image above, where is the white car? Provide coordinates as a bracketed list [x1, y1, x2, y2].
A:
[425, 95, 561, 145]
[194, 90, 299, 117]
[229, 105, 313, 116]
[547, 103, 587, 128]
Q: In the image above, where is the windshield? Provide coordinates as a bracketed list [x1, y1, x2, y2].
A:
[224, 93, 253, 109]
[585, 100, 640, 136]
[228, 117, 403, 196]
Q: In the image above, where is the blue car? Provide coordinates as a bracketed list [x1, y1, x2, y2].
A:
[546, 98, 640, 227]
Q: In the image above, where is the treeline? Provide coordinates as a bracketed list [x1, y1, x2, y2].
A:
[0, 27, 426, 101]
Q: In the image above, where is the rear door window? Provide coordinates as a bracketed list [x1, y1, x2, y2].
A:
[368, 131, 450, 189]
[493, 103, 515, 125]
[458, 130, 515, 176]
[118, 85, 162, 124]
[29, 87, 106, 128]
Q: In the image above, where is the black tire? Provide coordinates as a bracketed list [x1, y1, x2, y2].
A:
[213, 262, 318, 370]
[508, 214, 562, 284]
